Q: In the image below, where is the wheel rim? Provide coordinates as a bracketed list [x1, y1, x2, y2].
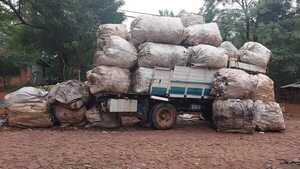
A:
[155, 109, 174, 128]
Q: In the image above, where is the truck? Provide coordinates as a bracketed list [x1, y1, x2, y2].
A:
[94, 66, 218, 130]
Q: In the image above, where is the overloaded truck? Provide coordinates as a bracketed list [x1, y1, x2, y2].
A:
[94, 66, 217, 130]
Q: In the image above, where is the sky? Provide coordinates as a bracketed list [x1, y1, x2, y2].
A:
[120, 0, 205, 28]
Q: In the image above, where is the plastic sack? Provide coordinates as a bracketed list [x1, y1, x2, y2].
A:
[96, 24, 129, 40]
[178, 10, 205, 27]
[54, 105, 86, 126]
[220, 41, 239, 60]
[188, 44, 228, 68]
[213, 99, 255, 134]
[94, 36, 137, 69]
[86, 66, 131, 94]
[183, 22, 222, 47]
[239, 42, 272, 68]
[253, 100, 285, 132]
[7, 102, 53, 128]
[130, 15, 184, 45]
[47, 80, 90, 110]
[86, 107, 122, 128]
[5, 87, 47, 106]
[138, 42, 189, 68]
[211, 68, 258, 99]
[249, 74, 275, 102]
[132, 67, 154, 93]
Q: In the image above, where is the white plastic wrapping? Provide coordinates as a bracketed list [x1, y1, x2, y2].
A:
[188, 44, 228, 68]
[86, 66, 131, 94]
[138, 42, 189, 68]
[220, 41, 239, 60]
[94, 36, 137, 69]
[213, 99, 255, 133]
[86, 107, 122, 128]
[211, 68, 258, 99]
[96, 24, 129, 40]
[132, 67, 154, 93]
[249, 74, 275, 102]
[130, 15, 184, 45]
[178, 10, 205, 27]
[183, 22, 222, 47]
[239, 42, 272, 68]
[253, 100, 285, 132]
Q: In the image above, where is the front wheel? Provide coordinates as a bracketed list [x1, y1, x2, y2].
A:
[151, 103, 177, 130]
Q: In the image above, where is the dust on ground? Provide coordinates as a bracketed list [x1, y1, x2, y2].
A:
[0, 115, 299, 169]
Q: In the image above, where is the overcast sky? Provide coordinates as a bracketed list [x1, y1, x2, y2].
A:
[121, 0, 205, 28]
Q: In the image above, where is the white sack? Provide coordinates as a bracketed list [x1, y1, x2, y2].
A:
[253, 100, 285, 132]
[220, 41, 239, 60]
[138, 42, 189, 68]
[213, 99, 255, 134]
[211, 68, 258, 99]
[54, 105, 86, 126]
[132, 67, 154, 93]
[183, 22, 222, 47]
[96, 24, 129, 40]
[239, 42, 272, 68]
[188, 44, 228, 68]
[94, 36, 137, 69]
[86, 66, 131, 94]
[86, 107, 122, 128]
[178, 10, 205, 27]
[5, 87, 47, 106]
[130, 15, 184, 45]
[249, 74, 275, 102]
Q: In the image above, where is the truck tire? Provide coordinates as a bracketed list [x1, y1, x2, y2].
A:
[151, 103, 177, 130]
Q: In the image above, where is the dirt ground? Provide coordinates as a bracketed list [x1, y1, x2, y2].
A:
[0, 115, 299, 169]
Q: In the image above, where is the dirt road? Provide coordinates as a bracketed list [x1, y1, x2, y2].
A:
[0, 115, 299, 169]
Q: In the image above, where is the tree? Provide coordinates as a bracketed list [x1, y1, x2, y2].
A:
[0, 0, 125, 81]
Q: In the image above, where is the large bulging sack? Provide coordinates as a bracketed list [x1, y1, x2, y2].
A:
[188, 44, 228, 68]
[94, 36, 137, 69]
[249, 74, 275, 102]
[86, 66, 131, 94]
[54, 105, 86, 126]
[7, 102, 52, 128]
[220, 41, 239, 60]
[183, 22, 222, 47]
[178, 10, 205, 27]
[239, 42, 272, 68]
[213, 99, 255, 134]
[96, 24, 129, 40]
[5, 87, 48, 106]
[132, 67, 154, 93]
[211, 68, 258, 99]
[130, 15, 184, 45]
[138, 42, 189, 68]
[253, 100, 285, 132]
[47, 80, 90, 110]
[86, 107, 122, 128]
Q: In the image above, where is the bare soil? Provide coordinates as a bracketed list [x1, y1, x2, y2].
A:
[0, 116, 299, 169]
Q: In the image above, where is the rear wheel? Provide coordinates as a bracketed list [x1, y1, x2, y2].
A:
[151, 103, 177, 130]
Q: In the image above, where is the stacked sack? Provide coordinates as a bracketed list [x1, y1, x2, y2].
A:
[211, 67, 285, 133]
[4, 87, 53, 128]
[130, 13, 227, 93]
[47, 80, 90, 126]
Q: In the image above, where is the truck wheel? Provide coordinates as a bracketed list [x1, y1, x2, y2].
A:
[151, 103, 177, 130]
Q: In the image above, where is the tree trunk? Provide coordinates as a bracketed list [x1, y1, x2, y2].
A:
[58, 46, 67, 81]
[245, 14, 250, 41]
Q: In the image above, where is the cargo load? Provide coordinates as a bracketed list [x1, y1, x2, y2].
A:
[47, 80, 90, 110]
[96, 24, 129, 40]
[249, 74, 275, 102]
[138, 42, 189, 68]
[53, 105, 86, 126]
[130, 15, 184, 45]
[86, 66, 131, 94]
[211, 68, 258, 99]
[188, 44, 228, 68]
[213, 99, 255, 134]
[183, 22, 222, 47]
[132, 67, 154, 93]
[94, 36, 137, 69]
[253, 100, 285, 132]
[4, 87, 48, 105]
[7, 102, 53, 128]
[86, 107, 122, 128]
[228, 61, 266, 74]
[220, 41, 239, 60]
[239, 42, 272, 68]
[178, 10, 205, 27]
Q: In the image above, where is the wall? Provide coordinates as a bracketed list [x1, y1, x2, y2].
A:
[0, 67, 32, 88]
